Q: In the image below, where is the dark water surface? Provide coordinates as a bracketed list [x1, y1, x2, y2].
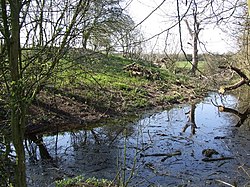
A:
[26, 93, 250, 186]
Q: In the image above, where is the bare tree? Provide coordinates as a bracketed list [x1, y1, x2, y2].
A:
[175, 0, 243, 75]
[0, 0, 89, 186]
[184, 2, 201, 75]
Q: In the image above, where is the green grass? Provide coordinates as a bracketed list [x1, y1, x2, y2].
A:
[176, 61, 206, 70]
[45, 53, 191, 114]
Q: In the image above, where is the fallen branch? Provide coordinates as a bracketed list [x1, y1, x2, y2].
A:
[161, 151, 182, 162]
[123, 63, 160, 80]
[219, 79, 247, 94]
[140, 150, 181, 158]
[219, 65, 249, 79]
[218, 65, 250, 94]
[202, 157, 234, 162]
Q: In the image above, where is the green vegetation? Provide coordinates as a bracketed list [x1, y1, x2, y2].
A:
[42, 53, 194, 116]
[20, 51, 210, 136]
[56, 176, 115, 187]
[0, 0, 247, 186]
[176, 61, 206, 70]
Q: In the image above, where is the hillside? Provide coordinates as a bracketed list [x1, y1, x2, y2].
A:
[26, 52, 208, 135]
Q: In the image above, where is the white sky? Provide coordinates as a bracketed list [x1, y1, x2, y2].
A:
[125, 0, 236, 54]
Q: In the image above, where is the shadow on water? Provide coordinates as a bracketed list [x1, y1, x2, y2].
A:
[26, 92, 250, 187]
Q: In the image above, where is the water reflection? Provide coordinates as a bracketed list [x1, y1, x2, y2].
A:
[182, 104, 197, 134]
[26, 93, 250, 187]
[211, 91, 250, 127]
[26, 134, 52, 161]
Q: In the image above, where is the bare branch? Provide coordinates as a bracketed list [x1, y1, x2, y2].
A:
[218, 65, 250, 94]
[184, 19, 193, 37]
[211, 99, 250, 127]
[132, 0, 167, 30]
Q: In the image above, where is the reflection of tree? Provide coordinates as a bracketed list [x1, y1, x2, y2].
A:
[70, 129, 102, 149]
[26, 134, 52, 160]
[101, 123, 135, 144]
[66, 126, 130, 179]
[182, 104, 197, 134]
[25, 123, 134, 162]
[70, 131, 88, 149]
[212, 100, 250, 127]
[69, 125, 125, 148]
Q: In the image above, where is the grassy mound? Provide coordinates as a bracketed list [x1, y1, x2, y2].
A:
[26, 52, 206, 134]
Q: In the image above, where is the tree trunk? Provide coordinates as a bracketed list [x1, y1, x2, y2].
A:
[190, 33, 198, 75]
[185, 6, 200, 76]
[9, 0, 27, 186]
[82, 31, 90, 50]
[11, 103, 27, 187]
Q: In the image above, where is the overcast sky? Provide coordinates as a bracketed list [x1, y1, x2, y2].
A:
[125, 0, 236, 54]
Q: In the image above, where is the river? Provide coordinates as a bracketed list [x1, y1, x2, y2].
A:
[26, 92, 250, 187]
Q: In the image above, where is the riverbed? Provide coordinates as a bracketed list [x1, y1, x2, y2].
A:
[26, 92, 250, 186]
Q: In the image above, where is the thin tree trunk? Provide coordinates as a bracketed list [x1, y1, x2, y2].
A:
[191, 33, 198, 75]
[11, 105, 27, 187]
[185, 4, 200, 76]
[9, 0, 27, 186]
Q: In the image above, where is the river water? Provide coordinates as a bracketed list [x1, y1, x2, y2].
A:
[26, 92, 250, 187]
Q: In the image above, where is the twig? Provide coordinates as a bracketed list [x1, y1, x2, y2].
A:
[215, 179, 236, 187]
[147, 130, 153, 144]
[238, 165, 250, 178]
[132, 0, 167, 30]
